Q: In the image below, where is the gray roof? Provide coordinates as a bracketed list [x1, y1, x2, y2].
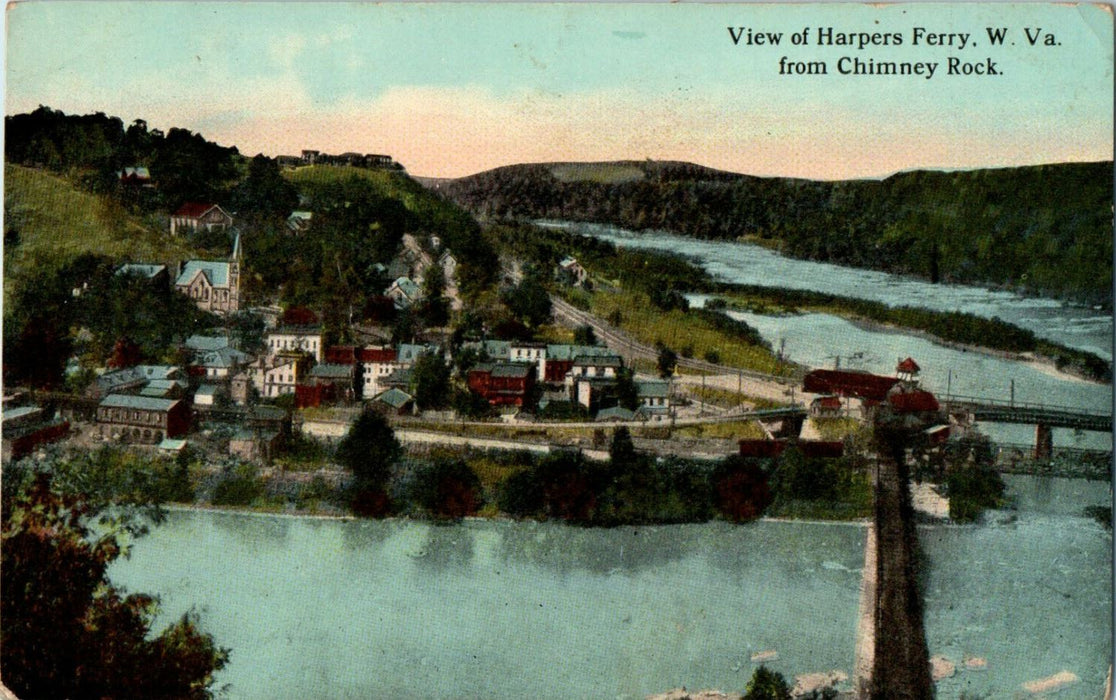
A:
[158, 438, 188, 451]
[387, 277, 421, 299]
[309, 363, 354, 379]
[96, 365, 181, 392]
[198, 347, 249, 368]
[176, 260, 231, 288]
[573, 354, 623, 368]
[2, 406, 44, 425]
[382, 368, 414, 386]
[461, 340, 511, 360]
[596, 407, 637, 422]
[99, 394, 181, 412]
[374, 388, 414, 409]
[195, 384, 221, 397]
[636, 380, 670, 399]
[186, 334, 232, 352]
[492, 363, 533, 379]
[546, 344, 614, 361]
[140, 380, 187, 397]
[117, 263, 167, 279]
[397, 344, 435, 364]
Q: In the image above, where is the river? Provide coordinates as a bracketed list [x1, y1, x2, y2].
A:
[110, 514, 867, 699]
[108, 472, 1111, 699]
[922, 475, 1112, 698]
[545, 220, 1111, 450]
[542, 221, 1112, 361]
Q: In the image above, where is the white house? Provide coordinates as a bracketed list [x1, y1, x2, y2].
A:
[266, 326, 323, 363]
[359, 347, 401, 399]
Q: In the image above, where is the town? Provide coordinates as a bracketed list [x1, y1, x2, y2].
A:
[2, 106, 1111, 700]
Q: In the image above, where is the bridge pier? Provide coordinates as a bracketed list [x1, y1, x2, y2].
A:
[1034, 423, 1053, 460]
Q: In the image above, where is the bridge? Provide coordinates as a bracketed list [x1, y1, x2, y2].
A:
[940, 394, 1112, 459]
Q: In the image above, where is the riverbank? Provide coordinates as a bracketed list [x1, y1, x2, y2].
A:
[712, 289, 1110, 385]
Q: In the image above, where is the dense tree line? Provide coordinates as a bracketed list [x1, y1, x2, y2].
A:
[6, 106, 240, 209]
[3, 253, 218, 388]
[442, 160, 1113, 306]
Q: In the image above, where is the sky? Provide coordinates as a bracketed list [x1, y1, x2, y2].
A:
[5, 2, 1113, 179]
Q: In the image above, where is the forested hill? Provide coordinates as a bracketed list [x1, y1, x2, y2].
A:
[436, 160, 1114, 306]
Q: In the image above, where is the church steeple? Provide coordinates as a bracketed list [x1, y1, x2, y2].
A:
[229, 229, 241, 312]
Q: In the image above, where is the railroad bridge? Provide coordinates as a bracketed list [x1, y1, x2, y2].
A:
[941, 395, 1112, 458]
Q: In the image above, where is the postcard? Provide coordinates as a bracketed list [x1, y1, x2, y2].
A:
[2, 3, 1112, 699]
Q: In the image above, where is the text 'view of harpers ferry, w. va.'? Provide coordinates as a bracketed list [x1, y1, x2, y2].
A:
[2, 104, 1112, 700]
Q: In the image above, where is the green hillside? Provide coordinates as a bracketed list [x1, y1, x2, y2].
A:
[4, 163, 195, 302]
[438, 160, 1114, 306]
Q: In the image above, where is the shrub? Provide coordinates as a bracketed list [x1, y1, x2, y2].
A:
[211, 463, 264, 506]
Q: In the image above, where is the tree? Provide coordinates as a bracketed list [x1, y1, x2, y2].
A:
[656, 342, 678, 379]
[573, 324, 597, 346]
[712, 455, 771, 522]
[744, 666, 792, 700]
[1, 475, 228, 699]
[608, 426, 638, 471]
[419, 262, 451, 327]
[230, 154, 298, 219]
[614, 368, 640, 411]
[411, 352, 451, 411]
[336, 410, 402, 489]
[503, 274, 552, 328]
[407, 459, 482, 520]
[943, 434, 1005, 522]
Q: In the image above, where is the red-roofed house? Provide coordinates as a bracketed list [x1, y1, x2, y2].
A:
[803, 369, 900, 402]
[170, 202, 233, 236]
[468, 362, 536, 407]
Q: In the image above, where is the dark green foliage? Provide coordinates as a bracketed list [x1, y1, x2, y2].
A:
[536, 400, 591, 421]
[405, 458, 482, 519]
[712, 455, 771, 522]
[230, 154, 299, 218]
[453, 387, 494, 419]
[656, 342, 678, 379]
[648, 286, 690, 311]
[210, 463, 265, 506]
[613, 368, 640, 411]
[336, 410, 402, 488]
[502, 272, 553, 328]
[943, 435, 1006, 522]
[744, 666, 792, 700]
[573, 324, 597, 346]
[694, 308, 770, 350]
[7, 447, 192, 514]
[497, 451, 598, 522]
[442, 160, 1113, 306]
[411, 352, 452, 410]
[2, 475, 228, 699]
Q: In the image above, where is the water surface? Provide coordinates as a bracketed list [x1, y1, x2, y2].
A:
[110, 514, 867, 699]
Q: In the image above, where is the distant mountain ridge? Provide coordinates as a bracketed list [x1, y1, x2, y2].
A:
[436, 159, 1114, 306]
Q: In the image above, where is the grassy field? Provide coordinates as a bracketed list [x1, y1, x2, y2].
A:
[4, 164, 195, 300]
[549, 163, 645, 185]
[587, 288, 796, 376]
